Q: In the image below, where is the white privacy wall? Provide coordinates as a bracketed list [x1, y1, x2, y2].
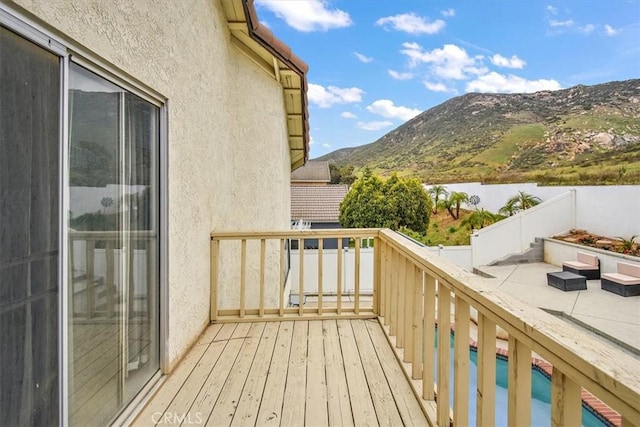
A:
[428, 182, 640, 238]
[471, 192, 575, 266]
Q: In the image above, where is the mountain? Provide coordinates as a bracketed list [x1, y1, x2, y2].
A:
[319, 80, 640, 184]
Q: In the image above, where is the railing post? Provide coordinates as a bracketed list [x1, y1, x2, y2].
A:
[279, 239, 285, 317]
[337, 244, 343, 315]
[396, 255, 406, 348]
[86, 239, 95, 318]
[210, 238, 219, 322]
[318, 238, 323, 315]
[403, 260, 414, 363]
[106, 240, 115, 318]
[437, 282, 451, 427]
[508, 336, 532, 427]
[551, 369, 581, 427]
[373, 236, 380, 314]
[259, 239, 266, 318]
[411, 265, 423, 379]
[354, 237, 361, 314]
[423, 274, 436, 400]
[299, 240, 304, 316]
[454, 295, 470, 426]
[240, 239, 246, 318]
[477, 313, 496, 427]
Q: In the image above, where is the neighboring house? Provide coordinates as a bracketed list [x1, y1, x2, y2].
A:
[0, 0, 308, 425]
[290, 159, 331, 185]
[291, 184, 349, 249]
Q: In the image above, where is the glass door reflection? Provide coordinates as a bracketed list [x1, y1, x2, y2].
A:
[67, 63, 159, 425]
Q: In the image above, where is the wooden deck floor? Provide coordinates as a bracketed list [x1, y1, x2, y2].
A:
[132, 319, 427, 426]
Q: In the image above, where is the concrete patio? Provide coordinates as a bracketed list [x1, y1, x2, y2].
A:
[477, 262, 640, 355]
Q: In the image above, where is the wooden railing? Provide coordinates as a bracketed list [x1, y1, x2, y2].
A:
[69, 231, 156, 319]
[210, 229, 380, 321]
[210, 229, 640, 426]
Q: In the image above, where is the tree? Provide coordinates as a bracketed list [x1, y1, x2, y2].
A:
[339, 172, 432, 234]
[447, 191, 469, 219]
[461, 208, 499, 230]
[499, 191, 542, 216]
[329, 163, 356, 185]
[427, 185, 448, 214]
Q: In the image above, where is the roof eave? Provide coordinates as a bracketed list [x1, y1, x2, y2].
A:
[221, 0, 310, 171]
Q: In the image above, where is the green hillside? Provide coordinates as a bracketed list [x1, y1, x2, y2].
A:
[319, 80, 640, 184]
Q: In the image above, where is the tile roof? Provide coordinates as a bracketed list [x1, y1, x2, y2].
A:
[290, 160, 331, 183]
[291, 185, 349, 222]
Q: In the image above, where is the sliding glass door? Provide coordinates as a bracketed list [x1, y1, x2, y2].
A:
[0, 25, 61, 426]
[67, 63, 160, 425]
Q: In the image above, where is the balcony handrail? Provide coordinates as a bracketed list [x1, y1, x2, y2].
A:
[210, 228, 640, 426]
[378, 228, 640, 426]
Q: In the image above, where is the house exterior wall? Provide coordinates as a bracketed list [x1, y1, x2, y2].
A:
[11, 0, 292, 370]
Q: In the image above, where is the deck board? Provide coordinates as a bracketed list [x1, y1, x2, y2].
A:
[132, 319, 428, 426]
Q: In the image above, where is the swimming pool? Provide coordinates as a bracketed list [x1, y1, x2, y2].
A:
[434, 333, 611, 426]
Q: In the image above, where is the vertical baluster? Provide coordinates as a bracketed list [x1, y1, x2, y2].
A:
[128, 239, 135, 319]
[279, 239, 285, 317]
[259, 239, 266, 318]
[396, 255, 406, 348]
[337, 244, 343, 315]
[240, 239, 246, 318]
[299, 240, 304, 316]
[379, 241, 386, 318]
[423, 274, 436, 400]
[354, 237, 361, 314]
[437, 282, 451, 427]
[373, 236, 380, 314]
[318, 238, 323, 315]
[551, 369, 581, 427]
[508, 336, 532, 427]
[477, 313, 496, 427]
[454, 295, 470, 426]
[86, 239, 95, 318]
[403, 260, 414, 363]
[412, 266, 423, 380]
[210, 238, 219, 321]
[384, 247, 393, 326]
[389, 250, 398, 335]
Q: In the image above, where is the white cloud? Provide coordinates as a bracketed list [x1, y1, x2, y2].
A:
[441, 8, 455, 18]
[579, 24, 595, 34]
[423, 81, 449, 92]
[255, 0, 352, 32]
[604, 24, 619, 36]
[376, 13, 445, 35]
[388, 70, 414, 80]
[341, 111, 357, 119]
[366, 99, 421, 122]
[546, 5, 558, 15]
[400, 43, 487, 80]
[308, 83, 364, 108]
[549, 19, 574, 28]
[354, 52, 373, 63]
[322, 143, 331, 148]
[466, 72, 562, 93]
[490, 54, 526, 69]
[357, 121, 394, 131]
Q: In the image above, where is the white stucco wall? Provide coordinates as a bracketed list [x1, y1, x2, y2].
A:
[13, 0, 292, 370]
[427, 182, 640, 238]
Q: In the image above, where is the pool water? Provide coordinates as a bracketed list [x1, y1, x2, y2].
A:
[433, 332, 610, 426]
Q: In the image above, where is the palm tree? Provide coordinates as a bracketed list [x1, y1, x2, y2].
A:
[427, 185, 448, 214]
[448, 191, 469, 219]
[461, 208, 498, 229]
[500, 191, 541, 215]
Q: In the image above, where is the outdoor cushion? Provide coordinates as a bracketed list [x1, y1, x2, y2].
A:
[617, 262, 640, 278]
[562, 260, 599, 270]
[576, 252, 599, 266]
[601, 273, 640, 285]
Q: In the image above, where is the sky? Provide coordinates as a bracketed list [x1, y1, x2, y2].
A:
[253, 1, 640, 159]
